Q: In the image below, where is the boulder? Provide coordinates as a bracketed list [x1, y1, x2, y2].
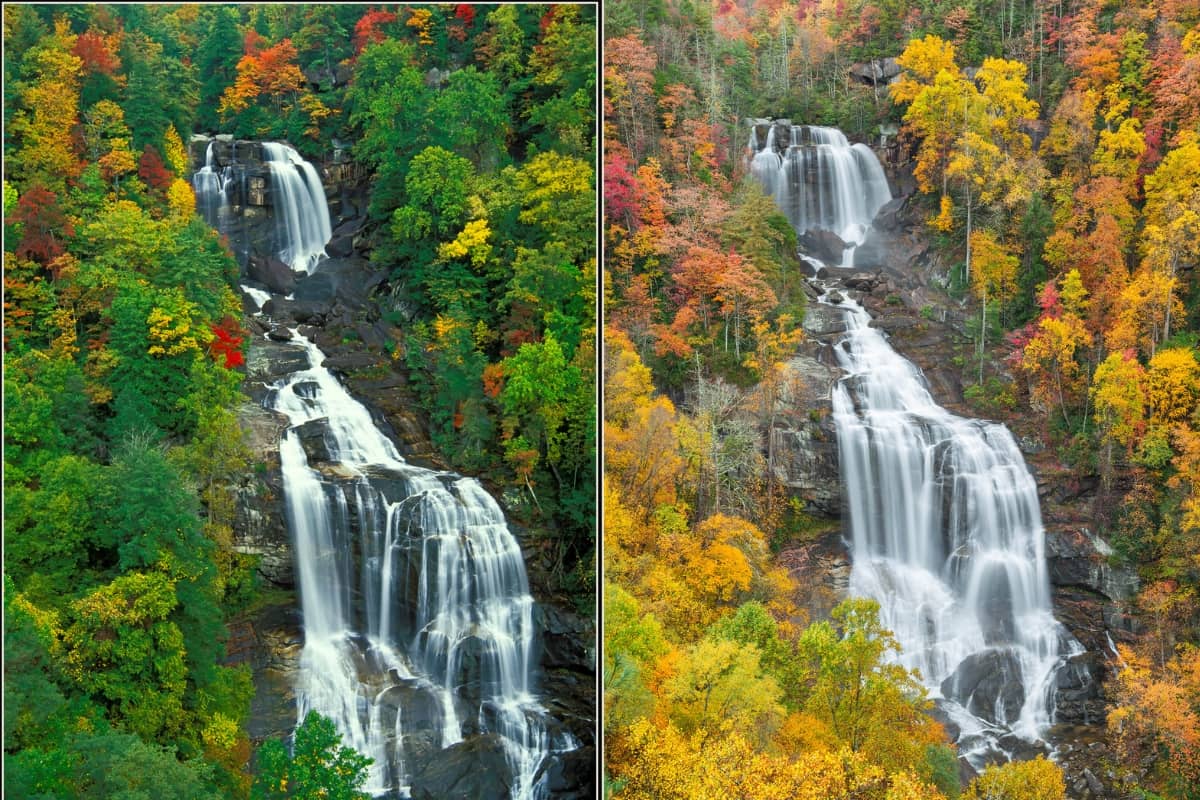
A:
[941, 648, 1027, 726]
[293, 418, 333, 464]
[409, 734, 514, 800]
[849, 57, 901, 86]
[248, 254, 297, 295]
[532, 746, 595, 800]
[798, 228, 849, 264]
[872, 195, 910, 231]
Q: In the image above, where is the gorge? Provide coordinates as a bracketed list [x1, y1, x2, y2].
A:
[192, 137, 587, 799]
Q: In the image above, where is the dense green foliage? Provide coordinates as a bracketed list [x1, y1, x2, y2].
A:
[4, 3, 596, 796]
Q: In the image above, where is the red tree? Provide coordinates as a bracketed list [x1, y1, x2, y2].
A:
[13, 185, 74, 266]
[209, 316, 245, 369]
[353, 8, 398, 55]
[138, 144, 173, 193]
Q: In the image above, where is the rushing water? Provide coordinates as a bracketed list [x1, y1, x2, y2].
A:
[261, 142, 332, 274]
[197, 139, 574, 796]
[828, 294, 1081, 765]
[265, 334, 571, 797]
[749, 123, 1080, 766]
[749, 123, 891, 267]
[191, 140, 331, 273]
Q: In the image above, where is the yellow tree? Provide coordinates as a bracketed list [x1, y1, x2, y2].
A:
[11, 19, 84, 194]
[963, 756, 1065, 800]
[1091, 350, 1148, 487]
[1146, 348, 1200, 430]
[968, 230, 1019, 379]
[662, 638, 786, 748]
[1141, 133, 1200, 344]
[1019, 300, 1093, 429]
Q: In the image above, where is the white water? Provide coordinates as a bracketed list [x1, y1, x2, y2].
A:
[752, 122, 1079, 765]
[749, 124, 891, 267]
[191, 140, 331, 274]
[193, 141, 231, 230]
[240, 284, 272, 310]
[828, 293, 1081, 765]
[266, 332, 574, 798]
[262, 142, 332, 274]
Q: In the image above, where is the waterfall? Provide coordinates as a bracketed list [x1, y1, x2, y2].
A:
[192, 141, 231, 233]
[751, 122, 1079, 765]
[190, 140, 332, 274]
[265, 332, 573, 798]
[262, 142, 332, 274]
[749, 123, 891, 266]
[828, 293, 1080, 765]
[202, 136, 574, 796]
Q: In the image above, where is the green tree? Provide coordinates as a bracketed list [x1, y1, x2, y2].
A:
[796, 598, 937, 774]
[430, 67, 508, 170]
[195, 6, 243, 133]
[252, 712, 372, 800]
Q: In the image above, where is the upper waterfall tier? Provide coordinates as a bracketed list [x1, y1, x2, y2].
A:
[748, 122, 891, 257]
[190, 139, 332, 274]
[828, 291, 1082, 767]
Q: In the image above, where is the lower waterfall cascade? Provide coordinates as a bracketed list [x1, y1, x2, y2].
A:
[827, 292, 1082, 766]
[265, 330, 575, 797]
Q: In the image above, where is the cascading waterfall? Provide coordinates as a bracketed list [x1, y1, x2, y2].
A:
[193, 141, 230, 232]
[266, 332, 573, 798]
[829, 295, 1081, 765]
[198, 138, 575, 797]
[261, 142, 332, 274]
[749, 123, 891, 267]
[750, 123, 1081, 766]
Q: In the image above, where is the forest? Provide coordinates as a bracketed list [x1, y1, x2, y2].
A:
[4, 4, 595, 798]
[603, 0, 1198, 798]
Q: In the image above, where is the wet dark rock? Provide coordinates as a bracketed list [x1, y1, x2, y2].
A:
[536, 604, 594, 674]
[1045, 527, 1138, 602]
[248, 254, 297, 295]
[232, 378, 292, 587]
[872, 195, 910, 231]
[532, 746, 595, 800]
[241, 599, 303, 743]
[802, 303, 848, 339]
[843, 272, 880, 292]
[409, 734, 513, 800]
[293, 418, 333, 464]
[292, 270, 337, 303]
[769, 351, 843, 518]
[1053, 651, 1105, 725]
[798, 228, 849, 263]
[941, 648, 1026, 726]
[827, 290, 845, 304]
